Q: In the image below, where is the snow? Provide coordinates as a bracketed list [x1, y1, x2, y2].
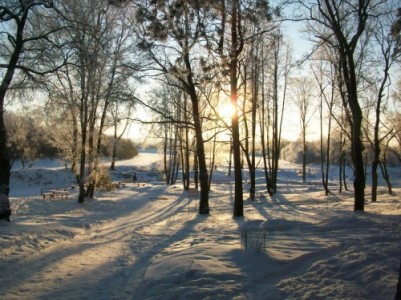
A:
[1, 151, 400, 299]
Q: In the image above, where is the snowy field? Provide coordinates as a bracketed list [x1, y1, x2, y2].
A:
[0, 151, 400, 299]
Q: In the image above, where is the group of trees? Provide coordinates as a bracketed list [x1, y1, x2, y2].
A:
[5, 110, 58, 167]
[0, 0, 400, 217]
[135, 0, 401, 215]
[4, 111, 138, 168]
[0, 0, 139, 201]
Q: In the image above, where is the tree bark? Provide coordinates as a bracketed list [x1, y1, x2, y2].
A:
[0, 11, 28, 195]
[343, 52, 365, 211]
[182, 49, 209, 213]
[231, 0, 244, 217]
[191, 101, 209, 214]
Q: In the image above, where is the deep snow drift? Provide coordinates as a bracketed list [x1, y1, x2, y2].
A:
[0, 151, 400, 299]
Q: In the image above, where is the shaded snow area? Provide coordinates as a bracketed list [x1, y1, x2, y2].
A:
[1, 152, 400, 299]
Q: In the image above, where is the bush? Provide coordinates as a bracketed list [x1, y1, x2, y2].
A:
[281, 140, 321, 164]
[100, 135, 138, 160]
[95, 167, 113, 191]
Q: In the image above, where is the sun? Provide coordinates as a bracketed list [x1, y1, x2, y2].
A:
[218, 103, 236, 120]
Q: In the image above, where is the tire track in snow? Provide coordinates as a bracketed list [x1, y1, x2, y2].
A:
[0, 186, 192, 299]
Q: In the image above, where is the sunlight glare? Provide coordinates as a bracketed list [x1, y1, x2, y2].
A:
[218, 103, 235, 120]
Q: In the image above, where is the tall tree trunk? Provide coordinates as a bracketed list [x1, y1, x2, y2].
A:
[78, 54, 89, 203]
[249, 55, 258, 201]
[271, 36, 285, 194]
[190, 94, 209, 214]
[182, 49, 209, 213]
[371, 45, 391, 201]
[181, 97, 190, 190]
[85, 113, 96, 198]
[260, 62, 273, 195]
[0, 116, 10, 196]
[343, 53, 365, 211]
[0, 12, 28, 195]
[231, 0, 244, 217]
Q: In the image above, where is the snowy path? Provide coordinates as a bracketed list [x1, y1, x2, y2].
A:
[0, 184, 194, 299]
[1, 178, 400, 299]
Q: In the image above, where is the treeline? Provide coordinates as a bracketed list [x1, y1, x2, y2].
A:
[5, 111, 138, 168]
[281, 140, 400, 167]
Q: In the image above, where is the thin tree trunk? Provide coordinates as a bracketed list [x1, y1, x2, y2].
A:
[379, 160, 393, 195]
[339, 150, 343, 193]
[182, 97, 190, 190]
[110, 124, 118, 171]
[163, 132, 169, 184]
[395, 258, 401, 300]
[342, 156, 348, 191]
[70, 111, 79, 177]
[260, 62, 272, 195]
[371, 160, 379, 202]
[78, 127, 87, 203]
[249, 55, 258, 201]
[208, 136, 217, 191]
[228, 141, 232, 177]
[193, 147, 199, 189]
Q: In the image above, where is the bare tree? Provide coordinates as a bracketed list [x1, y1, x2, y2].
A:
[310, 53, 337, 195]
[227, 0, 245, 216]
[364, 9, 396, 202]
[291, 77, 317, 183]
[109, 103, 133, 170]
[46, 0, 137, 202]
[135, 0, 213, 214]
[240, 31, 261, 201]
[286, 0, 388, 211]
[258, 32, 292, 195]
[0, 0, 63, 195]
[216, 0, 275, 216]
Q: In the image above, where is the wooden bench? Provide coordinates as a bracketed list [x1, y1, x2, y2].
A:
[42, 192, 55, 199]
[43, 190, 71, 199]
[112, 181, 125, 189]
[41, 186, 74, 194]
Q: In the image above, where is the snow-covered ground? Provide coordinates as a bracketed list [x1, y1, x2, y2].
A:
[1, 151, 400, 299]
